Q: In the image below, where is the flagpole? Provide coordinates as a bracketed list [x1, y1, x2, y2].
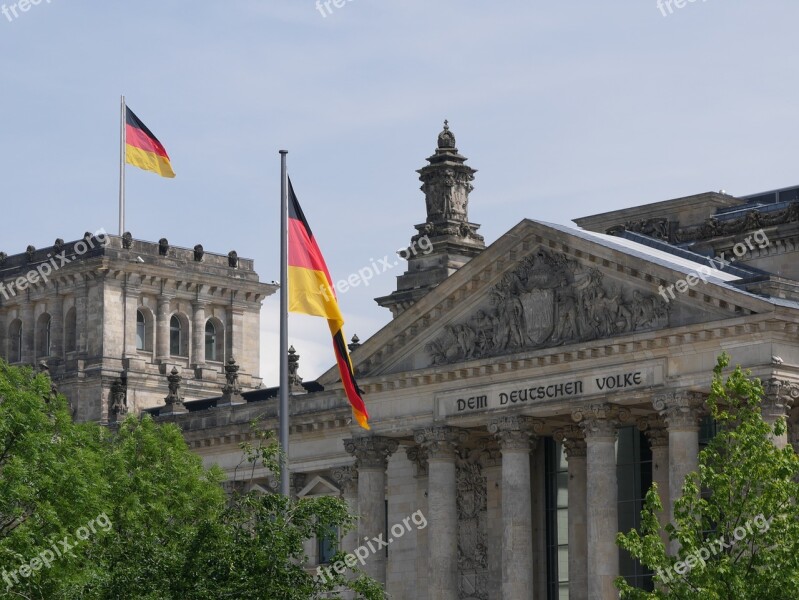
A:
[119, 95, 126, 235]
[279, 149, 290, 497]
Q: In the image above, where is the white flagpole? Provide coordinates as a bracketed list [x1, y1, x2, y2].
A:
[279, 149, 290, 497]
[119, 95, 126, 235]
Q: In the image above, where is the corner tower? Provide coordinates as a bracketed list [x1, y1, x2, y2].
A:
[376, 121, 485, 316]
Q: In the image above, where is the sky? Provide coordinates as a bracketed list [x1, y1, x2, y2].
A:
[1, 1, 798, 385]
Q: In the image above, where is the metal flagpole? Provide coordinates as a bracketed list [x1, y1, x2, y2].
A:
[119, 95, 126, 235]
[279, 149, 290, 497]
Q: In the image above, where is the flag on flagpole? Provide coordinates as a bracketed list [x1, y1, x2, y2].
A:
[124, 106, 175, 178]
[287, 178, 370, 430]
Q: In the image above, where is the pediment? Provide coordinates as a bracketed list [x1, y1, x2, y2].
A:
[319, 219, 774, 383]
[297, 475, 340, 498]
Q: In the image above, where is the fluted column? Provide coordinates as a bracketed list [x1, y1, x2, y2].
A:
[344, 436, 397, 584]
[191, 301, 206, 367]
[762, 379, 799, 449]
[331, 466, 359, 555]
[413, 426, 466, 600]
[155, 295, 173, 361]
[488, 416, 541, 600]
[554, 425, 587, 600]
[573, 403, 627, 600]
[638, 415, 670, 546]
[653, 390, 704, 541]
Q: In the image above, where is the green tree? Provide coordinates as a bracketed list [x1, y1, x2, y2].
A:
[616, 353, 799, 599]
[0, 360, 385, 599]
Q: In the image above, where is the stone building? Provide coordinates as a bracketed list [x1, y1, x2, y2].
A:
[0, 234, 275, 421]
[7, 123, 799, 599]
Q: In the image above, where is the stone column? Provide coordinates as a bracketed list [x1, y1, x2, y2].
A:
[487, 416, 541, 600]
[191, 301, 206, 367]
[155, 294, 173, 362]
[49, 293, 64, 360]
[406, 446, 430, 600]
[123, 281, 141, 358]
[331, 465, 360, 554]
[554, 425, 587, 600]
[638, 415, 670, 546]
[414, 426, 466, 600]
[573, 403, 627, 600]
[343, 436, 398, 584]
[762, 379, 799, 449]
[653, 391, 704, 541]
[20, 303, 34, 365]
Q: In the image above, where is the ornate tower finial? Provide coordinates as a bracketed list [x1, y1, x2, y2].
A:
[437, 119, 456, 149]
[161, 367, 188, 415]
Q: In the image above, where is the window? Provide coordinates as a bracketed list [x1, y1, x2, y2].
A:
[8, 319, 22, 363]
[545, 438, 569, 600]
[205, 321, 216, 361]
[317, 525, 338, 564]
[136, 310, 146, 350]
[36, 314, 51, 358]
[64, 307, 77, 353]
[170, 315, 184, 356]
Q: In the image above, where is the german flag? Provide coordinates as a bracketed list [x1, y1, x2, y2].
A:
[287, 178, 370, 430]
[125, 106, 175, 178]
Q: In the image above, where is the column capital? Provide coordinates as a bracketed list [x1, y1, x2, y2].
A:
[343, 436, 398, 469]
[488, 416, 543, 451]
[763, 378, 799, 419]
[637, 414, 669, 448]
[413, 426, 468, 459]
[572, 403, 629, 439]
[553, 425, 587, 458]
[653, 390, 706, 431]
[331, 465, 358, 496]
[405, 445, 429, 477]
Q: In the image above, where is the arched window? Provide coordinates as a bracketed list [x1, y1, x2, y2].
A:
[170, 314, 188, 356]
[36, 314, 51, 358]
[136, 310, 146, 350]
[8, 319, 22, 363]
[64, 307, 77, 353]
[205, 321, 217, 361]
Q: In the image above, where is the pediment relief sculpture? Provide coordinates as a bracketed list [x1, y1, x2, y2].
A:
[426, 247, 669, 365]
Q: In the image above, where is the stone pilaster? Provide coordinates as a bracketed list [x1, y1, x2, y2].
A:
[653, 390, 704, 542]
[413, 426, 467, 600]
[123, 280, 140, 358]
[20, 302, 33, 365]
[762, 379, 799, 449]
[155, 294, 173, 362]
[49, 293, 64, 361]
[344, 436, 398, 584]
[573, 403, 628, 600]
[406, 446, 429, 600]
[332, 465, 359, 555]
[487, 416, 542, 600]
[638, 415, 670, 544]
[191, 301, 206, 367]
[553, 425, 587, 600]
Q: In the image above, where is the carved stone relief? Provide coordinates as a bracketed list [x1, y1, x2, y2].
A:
[426, 247, 669, 365]
[456, 444, 488, 600]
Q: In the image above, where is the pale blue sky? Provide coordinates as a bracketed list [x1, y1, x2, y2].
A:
[1, 1, 797, 383]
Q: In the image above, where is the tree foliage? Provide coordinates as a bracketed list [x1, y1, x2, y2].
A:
[616, 353, 799, 599]
[0, 360, 385, 599]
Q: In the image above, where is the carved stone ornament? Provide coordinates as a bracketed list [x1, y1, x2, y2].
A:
[122, 232, 133, 249]
[426, 247, 669, 365]
[636, 415, 669, 448]
[193, 244, 204, 262]
[53, 238, 65, 254]
[607, 218, 670, 241]
[26, 245, 35, 262]
[553, 425, 587, 458]
[572, 403, 630, 438]
[343, 436, 398, 469]
[673, 202, 799, 243]
[164, 367, 184, 405]
[406, 445, 429, 477]
[762, 378, 799, 420]
[109, 372, 128, 421]
[414, 426, 469, 459]
[228, 250, 238, 268]
[158, 238, 169, 256]
[487, 416, 543, 451]
[331, 465, 358, 496]
[456, 442, 488, 600]
[0, 252, 6, 266]
[652, 391, 706, 430]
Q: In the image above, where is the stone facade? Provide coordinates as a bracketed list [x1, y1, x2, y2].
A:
[0, 234, 275, 421]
